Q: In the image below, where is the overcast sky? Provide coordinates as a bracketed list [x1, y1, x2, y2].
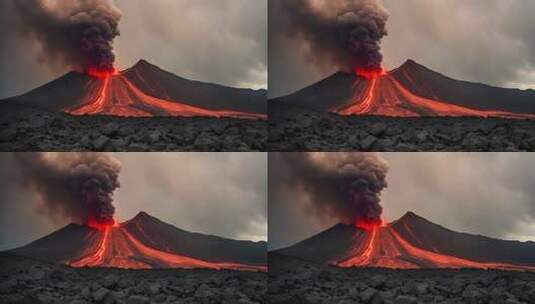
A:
[0, 0, 267, 99]
[269, 0, 535, 98]
[0, 153, 267, 251]
[269, 153, 535, 250]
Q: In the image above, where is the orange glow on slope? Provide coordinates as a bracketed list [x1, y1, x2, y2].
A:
[67, 225, 266, 272]
[336, 226, 535, 271]
[66, 74, 266, 119]
[336, 74, 535, 119]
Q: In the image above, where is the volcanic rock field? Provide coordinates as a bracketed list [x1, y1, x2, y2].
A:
[269, 105, 535, 152]
[0, 105, 266, 152]
[0, 253, 267, 304]
[268, 253, 535, 304]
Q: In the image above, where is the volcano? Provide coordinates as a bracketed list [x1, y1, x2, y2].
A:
[275, 212, 535, 271]
[274, 60, 535, 119]
[5, 60, 266, 119]
[9, 212, 266, 272]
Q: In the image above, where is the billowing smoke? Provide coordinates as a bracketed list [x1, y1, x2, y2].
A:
[8, 0, 121, 73]
[274, 152, 388, 226]
[275, 0, 389, 73]
[12, 153, 121, 226]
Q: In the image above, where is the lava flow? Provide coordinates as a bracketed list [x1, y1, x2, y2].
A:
[336, 69, 535, 119]
[336, 225, 535, 271]
[66, 71, 265, 119]
[68, 223, 266, 272]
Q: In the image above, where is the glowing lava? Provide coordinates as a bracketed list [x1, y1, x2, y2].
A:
[336, 225, 535, 271]
[66, 71, 265, 119]
[67, 224, 266, 272]
[336, 72, 535, 119]
[355, 218, 383, 232]
[354, 67, 386, 79]
[87, 67, 119, 79]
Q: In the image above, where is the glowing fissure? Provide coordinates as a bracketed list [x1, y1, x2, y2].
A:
[66, 73, 266, 119]
[336, 74, 535, 119]
[67, 225, 266, 272]
[336, 226, 535, 271]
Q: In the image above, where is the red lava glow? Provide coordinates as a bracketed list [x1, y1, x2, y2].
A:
[87, 67, 119, 79]
[336, 225, 535, 271]
[336, 73, 535, 119]
[67, 225, 266, 272]
[355, 218, 384, 231]
[66, 72, 265, 119]
[354, 67, 386, 79]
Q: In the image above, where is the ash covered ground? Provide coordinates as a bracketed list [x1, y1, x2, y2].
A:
[0, 105, 266, 152]
[0, 253, 266, 304]
[268, 104, 535, 152]
[268, 253, 535, 304]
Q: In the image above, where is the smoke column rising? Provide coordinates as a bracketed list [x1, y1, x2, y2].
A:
[8, 0, 121, 74]
[274, 152, 389, 227]
[274, 0, 389, 73]
[12, 153, 121, 227]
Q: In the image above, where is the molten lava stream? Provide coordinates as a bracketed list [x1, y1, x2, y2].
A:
[335, 73, 535, 119]
[336, 226, 535, 271]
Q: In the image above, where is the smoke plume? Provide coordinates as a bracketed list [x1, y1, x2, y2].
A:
[275, 0, 389, 73]
[8, 0, 121, 73]
[275, 152, 388, 226]
[12, 153, 121, 226]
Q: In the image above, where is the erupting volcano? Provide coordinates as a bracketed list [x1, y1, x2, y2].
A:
[276, 212, 535, 271]
[274, 60, 535, 118]
[10, 212, 267, 271]
[8, 60, 267, 119]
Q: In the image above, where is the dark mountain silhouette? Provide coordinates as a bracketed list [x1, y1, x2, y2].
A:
[272, 60, 535, 117]
[4, 59, 266, 117]
[9, 211, 266, 271]
[275, 212, 535, 270]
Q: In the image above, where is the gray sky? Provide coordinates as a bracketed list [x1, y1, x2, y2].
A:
[0, 153, 267, 251]
[269, 0, 535, 98]
[0, 0, 267, 99]
[269, 153, 535, 250]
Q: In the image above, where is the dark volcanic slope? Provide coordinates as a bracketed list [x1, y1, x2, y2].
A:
[393, 60, 535, 114]
[5, 72, 92, 111]
[275, 224, 360, 264]
[271, 71, 361, 112]
[10, 224, 100, 263]
[5, 59, 266, 114]
[123, 212, 266, 266]
[124, 60, 267, 114]
[9, 211, 266, 267]
[392, 212, 535, 266]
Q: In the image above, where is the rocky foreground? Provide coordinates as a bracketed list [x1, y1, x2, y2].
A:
[269, 104, 535, 151]
[0, 105, 266, 152]
[268, 253, 535, 304]
[0, 253, 266, 304]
